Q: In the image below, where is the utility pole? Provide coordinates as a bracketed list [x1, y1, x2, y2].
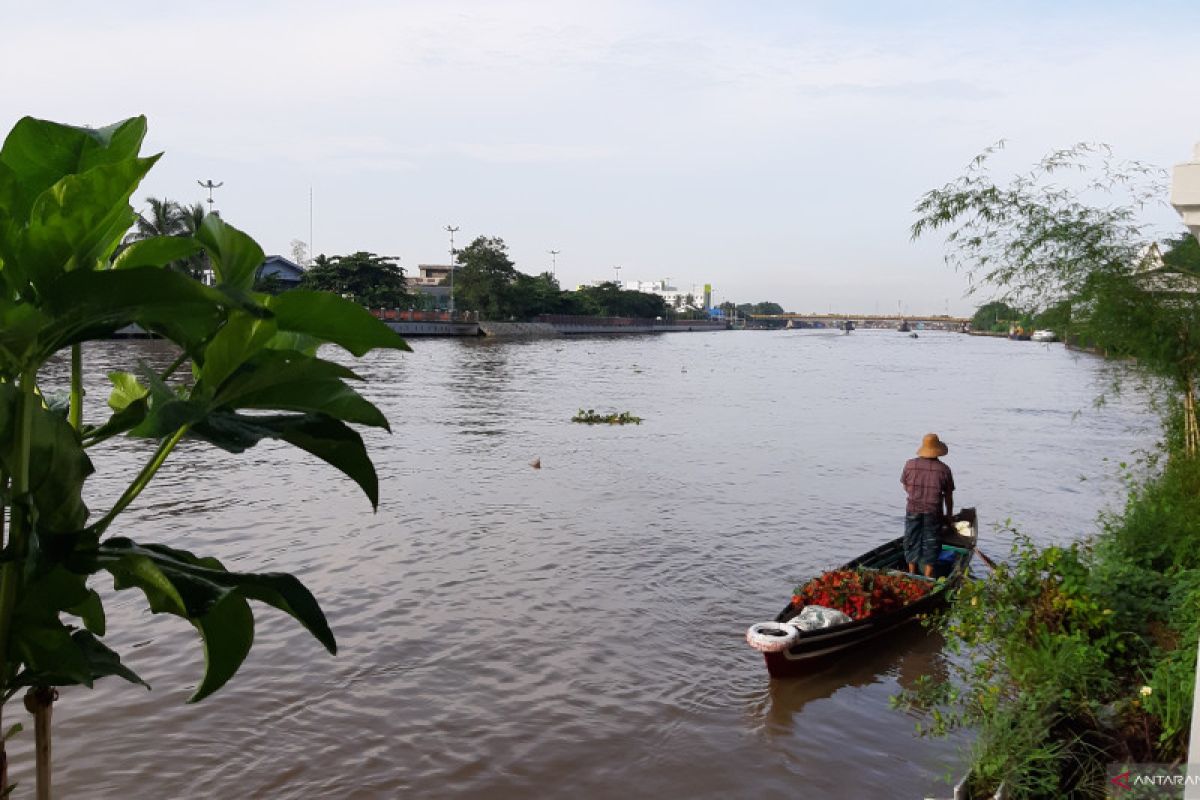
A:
[445, 225, 459, 314]
[197, 179, 224, 215]
[548, 249, 560, 278]
[613, 265, 621, 286]
[308, 186, 314, 266]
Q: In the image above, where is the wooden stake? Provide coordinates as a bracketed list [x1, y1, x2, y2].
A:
[0, 703, 8, 799]
[24, 687, 55, 800]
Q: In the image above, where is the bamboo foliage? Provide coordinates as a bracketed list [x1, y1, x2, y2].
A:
[912, 143, 1200, 462]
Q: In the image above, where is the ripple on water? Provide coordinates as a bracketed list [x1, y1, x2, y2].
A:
[23, 332, 1156, 799]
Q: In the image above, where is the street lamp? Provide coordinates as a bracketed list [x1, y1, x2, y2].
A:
[197, 179, 223, 214]
[548, 249, 560, 278]
[613, 265, 621, 286]
[445, 225, 459, 314]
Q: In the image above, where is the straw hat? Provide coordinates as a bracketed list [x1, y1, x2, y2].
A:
[916, 433, 948, 458]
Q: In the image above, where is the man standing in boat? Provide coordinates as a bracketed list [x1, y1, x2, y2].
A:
[901, 433, 955, 578]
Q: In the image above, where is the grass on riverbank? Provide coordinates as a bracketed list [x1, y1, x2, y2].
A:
[895, 452, 1200, 798]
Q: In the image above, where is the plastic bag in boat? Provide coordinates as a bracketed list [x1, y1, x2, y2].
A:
[792, 605, 851, 631]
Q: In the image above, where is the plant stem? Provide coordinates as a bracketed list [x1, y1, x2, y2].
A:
[92, 425, 189, 535]
[69, 343, 83, 432]
[0, 368, 38, 797]
[160, 349, 189, 382]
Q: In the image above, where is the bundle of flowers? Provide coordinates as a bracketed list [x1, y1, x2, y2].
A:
[790, 569, 930, 621]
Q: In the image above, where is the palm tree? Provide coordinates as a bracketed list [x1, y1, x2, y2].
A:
[177, 202, 210, 281]
[179, 201, 207, 235]
[125, 197, 210, 281]
[128, 196, 186, 241]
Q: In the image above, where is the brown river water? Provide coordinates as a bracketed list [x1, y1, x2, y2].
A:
[15, 330, 1155, 799]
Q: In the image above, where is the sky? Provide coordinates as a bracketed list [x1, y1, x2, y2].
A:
[3, 1, 1199, 315]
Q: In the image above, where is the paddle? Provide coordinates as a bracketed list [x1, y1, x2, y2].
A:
[974, 548, 1000, 572]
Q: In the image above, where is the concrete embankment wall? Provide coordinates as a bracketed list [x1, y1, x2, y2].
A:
[478, 322, 560, 338]
[479, 319, 727, 337]
[384, 320, 481, 337]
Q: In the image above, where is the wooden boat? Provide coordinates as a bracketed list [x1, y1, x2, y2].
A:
[749, 508, 977, 679]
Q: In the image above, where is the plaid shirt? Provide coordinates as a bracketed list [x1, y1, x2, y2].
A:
[901, 457, 955, 515]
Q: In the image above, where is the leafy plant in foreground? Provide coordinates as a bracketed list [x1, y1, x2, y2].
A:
[0, 116, 410, 796]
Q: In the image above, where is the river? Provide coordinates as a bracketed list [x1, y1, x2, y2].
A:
[17, 329, 1156, 799]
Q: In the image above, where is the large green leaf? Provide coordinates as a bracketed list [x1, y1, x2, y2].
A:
[10, 630, 147, 691]
[66, 589, 106, 636]
[225, 380, 388, 429]
[77, 537, 335, 701]
[212, 349, 387, 430]
[267, 290, 411, 356]
[80, 371, 152, 447]
[199, 310, 278, 391]
[108, 371, 150, 411]
[10, 617, 91, 688]
[39, 266, 226, 357]
[19, 156, 158, 288]
[191, 592, 254, 702]
[0, 383, 93, 536]
[191, 412, 379, 507]
[112, 235, 201, 271]
[0, 116, 147, 220]
[0, 301, 51, 376]
[214, 349, 361, 403]
[195, 215, 264, 291]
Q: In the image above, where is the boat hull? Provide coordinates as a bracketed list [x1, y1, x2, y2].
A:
[762, 588, 952, 677]
[758, 509, 976, 679]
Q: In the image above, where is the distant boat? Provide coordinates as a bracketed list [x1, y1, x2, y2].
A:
[1031, 330, 1057, 343]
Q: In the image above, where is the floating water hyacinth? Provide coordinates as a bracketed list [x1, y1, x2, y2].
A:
[571, 409, 643, 425]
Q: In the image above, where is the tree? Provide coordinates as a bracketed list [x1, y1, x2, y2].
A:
[290, 238, 310, 267]
[912, 142, 1200, 455]
[507, 271, 564, 318]
[130, 196, 186, 240]
[737, 301, 785, 316]
[1162, 229, 1200, 275]
[970, 300, 1024, 332]
[0, 115, 410, 796]
[571, 282, 668, 318]
[452, 236, 519, 318]
[299, 251, 412, 308]
[127, 197, 209, 280]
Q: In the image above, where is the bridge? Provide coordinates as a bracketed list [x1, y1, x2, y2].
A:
[747, 313, 970, 331]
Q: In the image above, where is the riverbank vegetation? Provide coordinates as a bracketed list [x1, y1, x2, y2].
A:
[300, 251, 413, 308]
[0, 116, 407, 796]
[903, 142, 1200, 797]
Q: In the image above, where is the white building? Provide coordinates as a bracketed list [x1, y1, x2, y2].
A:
[584, 278, 712, 310]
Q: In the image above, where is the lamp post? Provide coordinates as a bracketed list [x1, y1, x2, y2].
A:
[445, 225, 459, 314]
[197, 179, 223, 214]
[613, 265, 621, 286]
[548, 249, 560, 278]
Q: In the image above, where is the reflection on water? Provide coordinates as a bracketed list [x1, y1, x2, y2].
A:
[11, 331, 1155, 799]
[752, 627, 950, 733]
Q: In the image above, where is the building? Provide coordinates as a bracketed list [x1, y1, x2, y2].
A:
[407, 263, 460, 309]
[202, 254, 305, 288]
[409, 263, 457, 287]
[585, 278, 713, 310]
[256, 255, 306, 289]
